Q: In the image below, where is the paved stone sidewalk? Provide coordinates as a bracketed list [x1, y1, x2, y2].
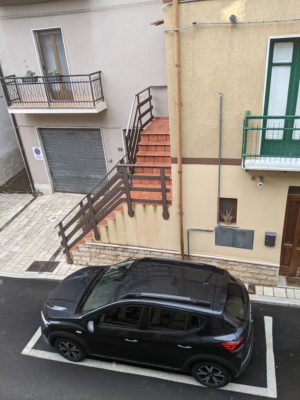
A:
[0, 193, 83, 277]
[244, 283, 300, 307]
[0, 194, 34, 228]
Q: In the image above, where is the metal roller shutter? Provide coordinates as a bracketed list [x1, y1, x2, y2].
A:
[40, 128, 107, 193]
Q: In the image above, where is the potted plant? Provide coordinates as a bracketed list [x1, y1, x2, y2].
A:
[22, 70, 38, 83]
[46, 69, 62, 83]
[219, 208, 234, 225]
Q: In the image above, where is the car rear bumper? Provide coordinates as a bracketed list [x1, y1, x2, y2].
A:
[235, 321, 254, 377]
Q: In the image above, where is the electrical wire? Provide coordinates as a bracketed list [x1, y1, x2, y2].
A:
[164, 18, 300, 32]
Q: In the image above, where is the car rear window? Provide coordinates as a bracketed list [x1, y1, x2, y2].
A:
[224, 283, 248, 325]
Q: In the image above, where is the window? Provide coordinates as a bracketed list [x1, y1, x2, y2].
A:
[98, 305, 142, 328]
[261, 38, 300, 157]
[82, 259, 135, 312]
[148, 307, 201, 332]
[219, 198, 237, 224]
[224, 283, 248, 325]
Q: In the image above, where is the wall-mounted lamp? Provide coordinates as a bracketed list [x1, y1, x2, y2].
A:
[251, 175, 264, 188]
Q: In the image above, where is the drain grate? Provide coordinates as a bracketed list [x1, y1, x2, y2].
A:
[27, 261, 59, 273]
[286, 277, 300, 288]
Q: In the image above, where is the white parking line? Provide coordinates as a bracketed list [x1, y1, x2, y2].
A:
[22, 316, 277, 398]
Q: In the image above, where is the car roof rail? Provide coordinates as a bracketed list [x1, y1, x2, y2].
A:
[120, 292, 211, 307]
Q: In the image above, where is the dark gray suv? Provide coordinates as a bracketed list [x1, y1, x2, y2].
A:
[41, 258, 253, 388]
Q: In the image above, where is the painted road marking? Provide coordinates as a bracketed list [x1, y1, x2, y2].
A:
[22, 316, 277, 398]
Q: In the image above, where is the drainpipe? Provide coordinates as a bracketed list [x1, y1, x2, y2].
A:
[173, 0, 184, 259]
[217, 93, 223, 224]
[0, 64, 35, 193]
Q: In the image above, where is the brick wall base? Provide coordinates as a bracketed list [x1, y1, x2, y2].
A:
[72, 242, 279, 287]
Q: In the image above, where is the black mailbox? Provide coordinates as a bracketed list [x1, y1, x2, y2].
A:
[265, 232, 276, 247]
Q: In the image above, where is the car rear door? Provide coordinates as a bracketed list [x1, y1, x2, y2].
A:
[138, 306, 206, 370]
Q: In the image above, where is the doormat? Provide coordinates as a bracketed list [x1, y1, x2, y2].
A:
[26, 261, 59, 273]
[286, 277, 300, 288]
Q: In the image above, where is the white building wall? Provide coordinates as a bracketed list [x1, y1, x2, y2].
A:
[0, 0, 166, 193]
[0, 85, 24, 185]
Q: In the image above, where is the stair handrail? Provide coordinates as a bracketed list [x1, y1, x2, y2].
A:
[55, 153, 127, 228]
[59, 163, 171, 264]
[124, 85, 167, 164]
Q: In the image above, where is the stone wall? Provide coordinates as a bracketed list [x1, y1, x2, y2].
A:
[72, 241, 279, 286]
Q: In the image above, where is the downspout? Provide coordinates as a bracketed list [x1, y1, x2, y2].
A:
[173, 0, 184, 259]
[217, 93, 223, 224]
[0, 64, 35, 193]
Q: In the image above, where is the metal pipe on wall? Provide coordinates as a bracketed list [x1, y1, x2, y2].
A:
[217, 93, 223, 224]
[173, 0, 184, 259]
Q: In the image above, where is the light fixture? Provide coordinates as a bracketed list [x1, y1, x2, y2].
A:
[251, 175, 264, 188]
[229, 14, 237, 24]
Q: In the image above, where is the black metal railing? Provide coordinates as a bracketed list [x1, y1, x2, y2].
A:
[0, 71, 104, 109]
[57, 162, 171, 264]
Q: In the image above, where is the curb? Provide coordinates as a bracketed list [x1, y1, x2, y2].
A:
[250, 294, 300, 308]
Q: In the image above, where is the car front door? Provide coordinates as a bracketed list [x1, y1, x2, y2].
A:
[85, 304, 146, 362]
[139, 306, 206, 370]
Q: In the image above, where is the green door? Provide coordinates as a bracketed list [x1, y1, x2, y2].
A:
[261, 38, 300, 157]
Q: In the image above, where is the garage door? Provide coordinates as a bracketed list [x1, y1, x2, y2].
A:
[40, 128, 107, 194]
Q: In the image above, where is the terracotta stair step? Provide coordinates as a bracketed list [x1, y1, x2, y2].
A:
[131, 191, 172, 201]
[98, 204, 124, 226]
[134, 164, 171, 173]
[131, 182, 172, 189]
[139, 140, 170, 146]
[137, 151, 170, 157]
[133, 178, 172, 185]
[139, 145, 170, 151]
[141, 130, 169, 136]
[136, 157, 170, 165]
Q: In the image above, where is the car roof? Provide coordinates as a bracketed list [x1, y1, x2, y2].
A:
[116, 258, 230, 313]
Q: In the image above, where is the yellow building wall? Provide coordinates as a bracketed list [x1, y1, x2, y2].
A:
[162, 0, 300, 270]
[163, 0, 300, 158]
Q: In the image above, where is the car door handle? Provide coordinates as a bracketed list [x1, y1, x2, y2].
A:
[177, 344, 192, 349]
[124, 338, 138, 343]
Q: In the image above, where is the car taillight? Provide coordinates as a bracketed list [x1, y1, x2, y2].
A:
[221, 336, 245, 352]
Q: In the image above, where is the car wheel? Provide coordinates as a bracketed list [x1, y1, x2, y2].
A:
[55, 338, 86, 362]
[191, 361, 231, 388]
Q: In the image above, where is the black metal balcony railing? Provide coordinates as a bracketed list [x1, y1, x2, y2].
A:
[0, 71, 104, 109]
[242, 113, 300, 169]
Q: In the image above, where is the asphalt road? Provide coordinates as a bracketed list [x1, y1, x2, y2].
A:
[0, 276, 299, 400]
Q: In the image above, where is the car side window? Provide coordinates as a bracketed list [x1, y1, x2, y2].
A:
[98, 305, 142, 328]
[148, 307, 202, 332]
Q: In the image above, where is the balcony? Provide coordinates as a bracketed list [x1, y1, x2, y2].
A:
[0, 71, 107, 114]
[242, 114, 300, 171]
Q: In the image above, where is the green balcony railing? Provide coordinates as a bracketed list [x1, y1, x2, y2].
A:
[242, 113, 300, 170]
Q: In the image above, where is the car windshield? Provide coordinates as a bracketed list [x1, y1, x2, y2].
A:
[81, 259, 135, 312]
[224, 282, 248, 325]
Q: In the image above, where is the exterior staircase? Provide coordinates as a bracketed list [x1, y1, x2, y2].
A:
[57, 87, 172, 263]
[96, 116, 171, 230]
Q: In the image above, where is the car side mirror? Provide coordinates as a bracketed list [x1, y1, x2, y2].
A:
[87, 320, 94, 333]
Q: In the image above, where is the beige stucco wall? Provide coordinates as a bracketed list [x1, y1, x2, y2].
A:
[163, 0, 300, 158]
[160, 0, 300, 271]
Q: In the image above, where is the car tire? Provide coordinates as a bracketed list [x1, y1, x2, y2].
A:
[191, 361, 231, 388]
[55, 337, 86, 362]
